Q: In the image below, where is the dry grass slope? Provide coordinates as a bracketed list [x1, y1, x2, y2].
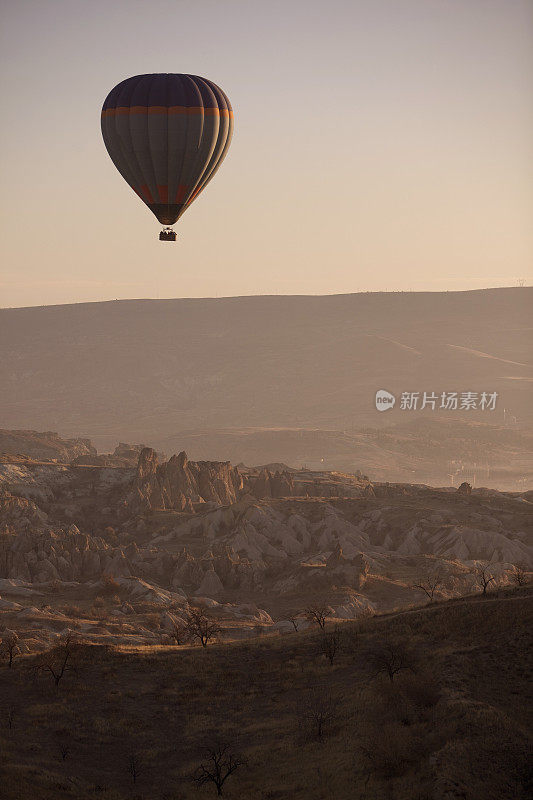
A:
[1, 587, 531, 799]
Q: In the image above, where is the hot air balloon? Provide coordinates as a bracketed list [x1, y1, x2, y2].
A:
[101, 74, 233, 241]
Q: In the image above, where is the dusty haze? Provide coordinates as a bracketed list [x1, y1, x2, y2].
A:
[1, 287, 531, 488]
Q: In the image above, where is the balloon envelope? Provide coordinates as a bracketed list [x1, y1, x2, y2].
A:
[101, 73, 233, 226]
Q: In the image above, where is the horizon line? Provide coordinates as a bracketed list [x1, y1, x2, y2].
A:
[1, 284, 531, 312]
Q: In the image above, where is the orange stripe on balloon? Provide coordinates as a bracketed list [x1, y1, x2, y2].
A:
[157, 185, 169, 203]
[175, 184, 188, 203]
[102, 106, 233, 118]
[139, 184, 154, 203]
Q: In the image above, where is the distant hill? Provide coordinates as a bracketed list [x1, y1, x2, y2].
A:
[1, 288, 531, 459]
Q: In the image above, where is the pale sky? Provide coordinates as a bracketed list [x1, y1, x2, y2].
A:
[1, 0, 532, 307]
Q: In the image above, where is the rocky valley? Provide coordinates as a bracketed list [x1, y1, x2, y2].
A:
[1, 433, 531, 657]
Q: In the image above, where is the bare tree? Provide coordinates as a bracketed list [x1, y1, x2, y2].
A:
[6, 704, 17, 733]
[287, 614, 300, 632]
[411, 570, 444, 601]
[33, 632, 77, 688]
[171, 621, 190, 646]
[366, 640, 417, 684]
[319, 628, 341, 666]
[184, 608, 222, 648]
[472, 562, 496, 595]
[193, 742, 247, 796]
[128, 752, 142, 785]
[1, 631, 20, 668]
[305, 603, 330, 630]
[300, 688, 336, 742]
[511, 564, 528, 587]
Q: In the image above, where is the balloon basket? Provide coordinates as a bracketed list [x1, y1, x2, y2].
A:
[159, 228, 177, 242]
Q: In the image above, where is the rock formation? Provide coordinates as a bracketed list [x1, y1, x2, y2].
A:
[126, 448, 244, 513]
[250, 469, 295, 499]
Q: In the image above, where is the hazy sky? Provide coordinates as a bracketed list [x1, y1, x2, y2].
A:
[1, 0, 532, 307]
